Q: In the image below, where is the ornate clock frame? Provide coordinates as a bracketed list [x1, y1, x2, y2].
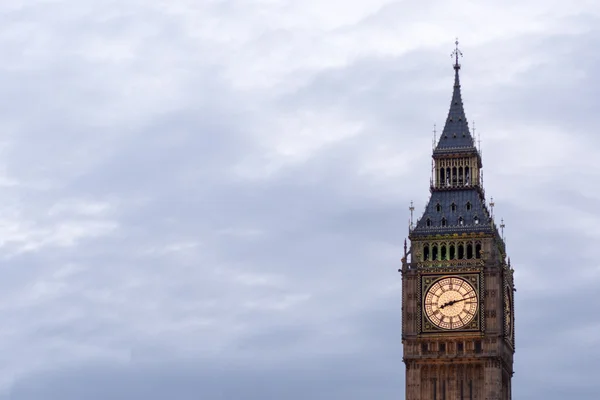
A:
[419, 271, 484, 334]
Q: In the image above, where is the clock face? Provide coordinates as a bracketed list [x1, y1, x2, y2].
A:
[424, 276, 478, 330]
[504, 285, 512, 339]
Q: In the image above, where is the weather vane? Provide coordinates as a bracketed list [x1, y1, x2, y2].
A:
[490, 197, 495, 219]
[500, 218, 506, 240]
[409, 200, 415, 230]
[451, 38, 463, 68]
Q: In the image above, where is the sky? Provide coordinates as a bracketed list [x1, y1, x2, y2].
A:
[0, 0, 598, 399]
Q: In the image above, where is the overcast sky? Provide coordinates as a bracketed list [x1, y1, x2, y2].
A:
[0, 0, 599, 399]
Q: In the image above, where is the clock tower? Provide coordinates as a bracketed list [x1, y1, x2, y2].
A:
[400, 43, 515, 400]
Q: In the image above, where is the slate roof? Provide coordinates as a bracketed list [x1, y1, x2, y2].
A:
[411, 61, 495, 239]
[433, 65, 477, 155]
[410, 189, 493, 237]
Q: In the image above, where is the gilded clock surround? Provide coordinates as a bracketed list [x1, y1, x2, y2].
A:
[422, 274, 481, 332]
[504, 278, 515, 346]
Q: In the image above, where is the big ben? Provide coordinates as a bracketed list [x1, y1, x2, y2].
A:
[400, 42, 515, 400]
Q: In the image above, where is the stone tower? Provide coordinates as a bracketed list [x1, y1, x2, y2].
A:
[400, 44, 515, 400]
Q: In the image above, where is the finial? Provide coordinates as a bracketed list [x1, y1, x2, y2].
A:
[500, 218, 505, 240]
[432, 124, 437, 150]
[476, 121, 482, 154]
[451, 38, 463, 69]
[489, 197, 495, 219]
[431, 159, 434, 186]
[409, 201, 415, 230]
[404, 239, 408, 257]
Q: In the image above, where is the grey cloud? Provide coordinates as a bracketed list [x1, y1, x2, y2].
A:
[7, 352, 402, 400]
[0, 0, 597, 399]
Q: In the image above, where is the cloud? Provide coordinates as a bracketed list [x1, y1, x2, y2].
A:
[0, 0, 597, 399]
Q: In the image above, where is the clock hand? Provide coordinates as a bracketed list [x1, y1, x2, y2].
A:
[439, 295, 478, 309]
[440, 299, 458, 309]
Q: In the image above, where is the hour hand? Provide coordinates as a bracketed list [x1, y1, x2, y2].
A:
[440, 299, 457, 309]
[440, 295, 477, 309]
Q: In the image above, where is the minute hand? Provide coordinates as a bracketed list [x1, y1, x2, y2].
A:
[440, 295, 478, 309]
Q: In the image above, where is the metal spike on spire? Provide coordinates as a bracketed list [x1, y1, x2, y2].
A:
[409, 201, 415, 230]
[431, 159, 434, 186]
[451, 38, 463, 69]
[475, 120, 482, 153]
[500, 218, 506, 240]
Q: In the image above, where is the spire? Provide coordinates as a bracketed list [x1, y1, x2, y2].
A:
[434, 39, 476, 152]
[410, 42, 492, 238]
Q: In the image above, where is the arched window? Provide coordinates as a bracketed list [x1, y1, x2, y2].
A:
[459, 167, 464, 185]
[423, 245, 430, 261]
[436, 203, 442, 212]
[446, 168, 451, 185]
[441, 245, 447, 260]
[426, 218, 431, 227]
[474, 215, 479, 225]
[440, 168, 445, 186]
[465, 166, 470, 185]
[475, 243, 482, 259]
[451, 203, 456, 212]
[459, 216, 464, 226]
[458, 244, 464, 259]
[449, 244, 456, 259]
[466, 202, 472, 211]
[441, 218, 447, 227]
[432, 245, 438, 260]
[467, 243, 473, 259]
[452, 167, 458, 185]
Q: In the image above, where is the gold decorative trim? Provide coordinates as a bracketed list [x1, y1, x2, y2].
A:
[419, 272, 482, 334]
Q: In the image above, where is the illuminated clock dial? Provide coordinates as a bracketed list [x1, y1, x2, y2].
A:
[504, 285, 512, 339]
[424, 277, 478, 330]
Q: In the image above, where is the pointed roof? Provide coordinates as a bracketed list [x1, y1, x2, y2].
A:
[434, 53, 476, 154]
[410, 189, 494, 237]
[410, 42, 496, 239]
